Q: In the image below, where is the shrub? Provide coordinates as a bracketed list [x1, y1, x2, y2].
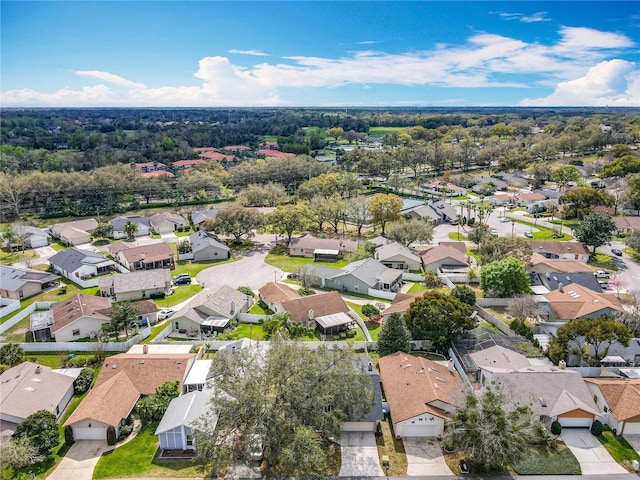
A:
[590, 420, 604, 436]
[118, 424, 133, 440]
[106, 426, 117, 446]
[361, 304, 380, 318]
[237, 286, 254, 297]
[298, 287, 316, 296]
[451, 285, 476, 306]
[550, 421, 562, 436]
[74, 368, 94, 395]
[423, 270, 442, 287]
[64, 425, 75, 446]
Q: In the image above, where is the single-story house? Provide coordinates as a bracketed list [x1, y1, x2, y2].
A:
[404, 201, 458, 224]
[258, 282, 301, 314]
[517, 192, 547, 204]
[288, 234, 359, 260]
[49, 248, 116, 285]
[50, 294, 112, 342]
[420, 181, 467, 198]
[171, 285, 252, 335]
[306, 258, 403, 295]
[343, 357, 384, 433]
[381, 292, 424, 321]
[0, 362, 75, 427]
[281, 291, 353, 333]
[541, 283, 622, 322]
[585, 378, 640, 435]
[612, 216, 640, 233]
[2, 225, 51, 250]
[527, 253, 594, 274]
[98, 269, 172, 301]
[379, 352, 466, 438]
[0, 265, 59, 300]
[108, 241, 175, 271]
[421, 244, 469, 272]
[465, 175, 508, 193]
[156, 390, 215, 452]
[50, 218, 98, 246]
[149, 212, 189, 234]
[190, 209, 218, 230]
[533, 272, 604, 294]
[473, 346, 599, 428]
[174, 159, 208, 170]
[374, 241, 422, 271]
[189, 231, 230, 262]
[65, 352, 196, 441]
[530, 241, 590, 263]
[183, 359, 213, 393]
[109, 215, 151, 239]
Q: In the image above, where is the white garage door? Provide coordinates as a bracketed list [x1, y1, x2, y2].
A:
[559, 417, 592, 428]
[624, 422, 640, 435]
[73, 426, 107, 440]
[401, 423, 439, 437]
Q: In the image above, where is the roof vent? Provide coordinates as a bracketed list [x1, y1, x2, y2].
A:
[539, 397, 547, 407]
[559, 360, 566, 369]
[402, 364, 412, 369]
[35, 365, 41, 374]
[112, 364, 117, 369]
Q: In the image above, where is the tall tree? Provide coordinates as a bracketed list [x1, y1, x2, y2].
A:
[345, 195, 371, 237]
[12, 410, 59, 454]
[552, 165, 581, 193]
[386, 218, 434, 246]
[376, 313, 412, 357]
[480, 257, 531, 298]
[479, 237, 532, 265]
[0, 343, 25, 367]
[445, 384, 538, 472]
[560, 188, 614, 219]
[403, 291, 473, 353]
[368, 193, 403, 235]
[123, 220, 138, 240]
[92, 222, 113, 240]
[108, 302, 140, 339]
[208, 203, 264, 241]
[616, 290, 640, 337]
[573, 211, 617, 254]
[268, 203, 312, 244]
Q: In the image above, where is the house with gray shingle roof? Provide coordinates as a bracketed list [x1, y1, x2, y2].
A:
[50, 218, 98, 246]
[2, 225, 50, 250]
[374, 241, 422, 271]
[189, 231, 229, 262]
[404, 200, 457, 224]
[49, 247, 116, 286]
[190, 209, 219, 230]
[305, 258, 403, 294]
[149, 212, 189, 234]
[0, 266, 59, 300]
[156, 390, 215, 451]
[109, 215, 150, 239]
[98, 269, 171, 302]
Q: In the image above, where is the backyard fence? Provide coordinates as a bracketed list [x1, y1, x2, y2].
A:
[0, 298, 21, 320]
[0, 301, 58, 335]
[475, 305, 516, 336]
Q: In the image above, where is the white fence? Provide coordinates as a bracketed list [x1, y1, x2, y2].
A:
[476, 298, 512, 307]
[0, 298, 20, 319]
[151, 323, 173, 343]
[366, 288, 396, 300]
[402, 272, 424, 282]
[0, 301, 58, 335]
[0, 326, 151, 352]
[237, 313, 268, 324]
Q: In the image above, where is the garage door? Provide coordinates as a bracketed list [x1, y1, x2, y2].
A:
[558, 417, 592, 428]
[624, 422, 640, 435]
[73, 426, 107, 440]
[401, 423, 439, 437]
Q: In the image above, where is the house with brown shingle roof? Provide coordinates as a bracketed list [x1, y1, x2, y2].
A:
[531, 241, 590, 263]
[288, 233, 359, 259]
[381, 292, 424, 321]
[281, 291, 354, 334]
[541, 283, 622, 322]
[612, 216, 640, 233]
[421, 244, 469, 272]
[527, 253, 594, 274]
[50, 294, 112, 342]
[378, 352, 466, 438]
[108, 241, 175, 271]
[258, 282, 300, 313]
[149, 212, 189, 234]
[585, 378, 640, 435]
[65, 352, 195, 441]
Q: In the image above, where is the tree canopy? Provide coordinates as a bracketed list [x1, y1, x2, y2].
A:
[368, 193, 402, 235]
[207, 203, 264, 241]
[573, 211, 617, 254]
[376, 312, 412, 357]
[560, 188, 614, 220]
[12, 410, 59, 454]
[480, 257, 531, 298]
[386, 217, 434, 246]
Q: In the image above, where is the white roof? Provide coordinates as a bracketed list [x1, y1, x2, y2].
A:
[314, 248, 340, 255]
[127, 344, 193, 354]
[315, 312, 354, 329]
[202, 317, 229, 328]
[184, 359, 213, 386]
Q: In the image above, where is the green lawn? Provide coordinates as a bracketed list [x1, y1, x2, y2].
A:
[407, 282, 427, 294]
[513, 445, 581, 475]
[171, 252, 240, 278]
[508, 217, 574, 241]
[0, 248, 40, 266]
[345, 301, 382, 340]
[448, 232, 468, 241]
[230, 323, 266, 341]
[154, 284, 202, 308]
[597, 427, 640, 469]
[143, 321, 171, 344]
[265, 250, 349, 273]
[93, 423, 207, 479]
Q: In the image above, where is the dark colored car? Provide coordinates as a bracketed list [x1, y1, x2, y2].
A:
[174, 276, 192, 285]
[612, 248, 623, 256]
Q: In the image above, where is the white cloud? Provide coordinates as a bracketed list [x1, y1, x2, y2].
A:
[520, 60, 640, 106]
[228, 49, 269, 56]
[497, 11, 549, 23]
[74, 70, 145, 88]
[0, 85, 114, 106]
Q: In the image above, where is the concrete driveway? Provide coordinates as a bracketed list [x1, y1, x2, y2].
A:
[46, 440, 108, 480]
[403, 437, 453, 476]
[561, 428, 627, 474]
[338, 432, 384, 477]
[624, 435, 640, 455]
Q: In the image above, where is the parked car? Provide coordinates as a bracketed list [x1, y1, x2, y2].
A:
[598, 280, 609, 289]
[524, 231, 534, 238]
[173, 273, 190, 281]
[612, 248, 623, 256]
[286, 273, 300, 280]
[490, 229, 498, 235]
[158, 308, 175, 320]
[174, 276, 191, 285]
[500, 217, 511, 223]
[594, 270, 610, 278]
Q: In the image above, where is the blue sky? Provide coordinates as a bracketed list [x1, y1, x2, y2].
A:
[1, 1, 639, 107]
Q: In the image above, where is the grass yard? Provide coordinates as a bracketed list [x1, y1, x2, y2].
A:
[0, 248, 40, 266]
[345, 301, 382, 341]
[513, 445, 581, 475]
[407, 282, 427, 294]
[143, 321, 171, 344]
[230, 322, 266, 341]
[265, 250, 349, 273]
[448, 232, 468, 241]
[597, 427, 640, 470]
[154, 284, 202, 308]
[171, 250, 240, 278]
[376, 416, 407, 476]
[508, 217, 573, 241]
[93, 423, 208, 479]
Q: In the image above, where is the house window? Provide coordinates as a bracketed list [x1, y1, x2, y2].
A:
[175, 321, 180, 330]
[186, 434, 193, 447]
[19, 290, 24, 299]
[593, 395, 598, 405]
[72, 329, 80, 336]
[354, 284, 359, 291]
[142, 291, 146, 298]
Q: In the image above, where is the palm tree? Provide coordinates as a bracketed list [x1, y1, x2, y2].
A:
[123, 220, 138, 241]
[0, 343, 25, 366]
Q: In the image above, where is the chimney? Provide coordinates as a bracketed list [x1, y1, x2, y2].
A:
[230, 300, 235, 315]
[448, 359, 455, 373]
[558, 360, 566, 369]
[35, 365, 41, 374]
[367, 362, 373, 372]
[309, 309, 314, 320]
[558, 282, 564, 292]
[143, 344, 149, 354]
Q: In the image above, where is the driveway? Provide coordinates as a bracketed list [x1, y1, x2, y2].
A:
[338, 432, 384, 477]
[403, 437, 453, 476]
[46, 440, 108, 480]
[624, 435, 640, 455]
[561, 428, 628, 474]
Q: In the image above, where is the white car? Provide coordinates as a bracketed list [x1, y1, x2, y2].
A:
[594, 270, 610, 279]
[500, 217, 511, 223]
[490, 229, 498, 235]
[158, 309, 175, 320]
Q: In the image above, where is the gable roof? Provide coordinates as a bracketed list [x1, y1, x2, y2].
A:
[528, 253, 594, 273]
[585, 378, 640, 421]
[49, 247, 113, 272]
[155, 390, 214, 434]
[0, 266, 59, 292]
[108, 241, 173, 264]
[613, 216, 640, 231]
[51, 294, 111, 334]
[421, 245, 469, 267]
[189, 230, 229, 253]
[98, 269, 171, 294]
[537, 272, 603, 293]
[258, 282, 301, 304]
[288, 234, 359, 253]
[281, 291, 349, 323]
[12, 225, 50, 241]
[383, 292, 424, 316]
[109, 215, 150, 231]
[531, 241, 589, 257]
[51, 218, 98, 234]
[149, 212, 188, 227]
[191, 209, 218, 225]
[375, 242, 421, 263]
[470, 345, 533, 370]
[543, 283, 622, 320]
[379, 352, 466, 422]
[173, 285, 251, 325]
[0, 362, 75, 421]
[334, 258, 402, 287]
[437, 241, 467, 255]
